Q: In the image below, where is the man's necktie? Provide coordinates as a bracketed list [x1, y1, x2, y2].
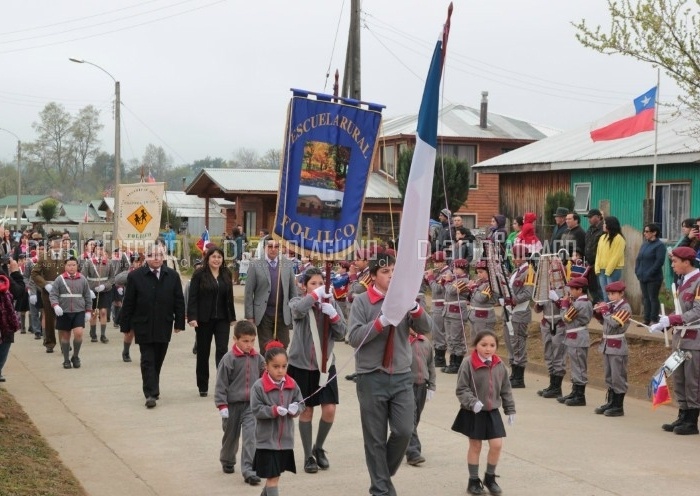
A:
[152, 269, 159, 279]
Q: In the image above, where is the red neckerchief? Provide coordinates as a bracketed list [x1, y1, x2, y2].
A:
[367, 284, 385, 305]
[232, 343, 258, 357]
[409, 334, 425, 345]
[261, 371, 297, 392]
[470, 350, 502, 369]
[62, 271, 81, 280]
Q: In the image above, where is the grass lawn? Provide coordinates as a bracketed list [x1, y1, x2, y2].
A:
[0, 388, 87, 496]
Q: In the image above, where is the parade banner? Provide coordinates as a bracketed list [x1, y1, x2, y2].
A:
[117, 182, 165, 243]
[273, 90, 383, 259]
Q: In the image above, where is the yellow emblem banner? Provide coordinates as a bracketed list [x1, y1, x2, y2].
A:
[117, 182, 165, 242]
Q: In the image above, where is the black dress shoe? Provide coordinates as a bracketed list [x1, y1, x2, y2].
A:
[304, 456, 319, 473]
[313, 445, 329, 470]
[222, 464, 234, 474]
[122, 352, 132, 362]
[46, 347, 54, 353]
[100, 335, 109, 343]
[145, 397, 157, 408]
[199, 391, 208, 397]
[63, 360, 72, 369]
[71, 356, 81, 369]
[245, 475, 261, 485]
[0, 375, 7, 382]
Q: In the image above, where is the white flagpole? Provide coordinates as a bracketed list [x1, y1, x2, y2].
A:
[651, 68, 660, 215]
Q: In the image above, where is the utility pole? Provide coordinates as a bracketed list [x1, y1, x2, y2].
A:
[342, 0, 361, 100]
[16, 140, 21, 232]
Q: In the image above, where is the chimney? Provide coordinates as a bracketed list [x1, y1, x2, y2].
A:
[479, 91, 488, 129]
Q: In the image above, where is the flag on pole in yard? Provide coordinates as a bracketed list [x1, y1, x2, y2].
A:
[590, 86, 657, 142]
[648, 367, 671, 409]
[196, 228, 209, 253]
[147, 171, 156, 183]
[381, 4, 453, 325]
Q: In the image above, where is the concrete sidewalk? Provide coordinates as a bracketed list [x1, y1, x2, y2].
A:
[3, 300, 699, 496]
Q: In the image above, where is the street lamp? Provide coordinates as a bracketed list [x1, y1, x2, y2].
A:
[0, 128, 22, 232]
[69, 57, 121, 243]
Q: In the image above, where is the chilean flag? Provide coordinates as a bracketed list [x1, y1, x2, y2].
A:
[590, 87, 657, 142]
[196, 228, 209, 253]
[649, 367, 671, 409]
[382, 5, 452, 324]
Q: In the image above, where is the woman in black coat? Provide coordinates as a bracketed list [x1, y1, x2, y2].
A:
[187, 246, 236, 396]
[634, 223, 667, 325]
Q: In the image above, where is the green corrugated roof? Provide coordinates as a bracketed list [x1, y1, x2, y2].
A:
[0, 195, 52, 207]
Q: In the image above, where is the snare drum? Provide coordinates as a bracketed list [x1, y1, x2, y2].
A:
[663, 350, 692, 377]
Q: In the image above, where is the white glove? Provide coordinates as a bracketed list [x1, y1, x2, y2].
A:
[29, 294, 37, 305]
[287, 402, 299, 415]
[117, 287, 124, 295]
[90, 290, 96, 299]
[313, 286, 332, 300]
[378, 314, 390, 327]
[85, 312, 92, 321]
[45, 283, 53, 293]
[508, 414, 516, 426]
[548, 289, 560, 302]
[53, 306, 64, 317]
[276, 406, 288, 416]
[320, 302, 338, 318]
[649, 322, 665, 334]
[657, 315, 670, 328]
[427, 390, 435, 401]
[95, 284, 105, 292]
[219, 408, 229, 419]
[473, 400, 484, 413]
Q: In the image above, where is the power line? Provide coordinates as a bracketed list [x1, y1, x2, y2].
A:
[323, 0, 347, 92]
[121, 102, 188, 165]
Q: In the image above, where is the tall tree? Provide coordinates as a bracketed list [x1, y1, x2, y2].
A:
[574, 0, 700, 127]
[69, 105, 103, 176]
[29, 102, 73, 184]
[396, 148, 470, 221]
[258, 148, 281, 169]
[141, 144, 172, 180]
[232, 147, 259, 168]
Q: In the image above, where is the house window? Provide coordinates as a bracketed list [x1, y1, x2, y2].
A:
[573, 183, 591, 213]
[438, 144, 477, 188]
[380, 144, 396, 178]
[654, 182, 690, 240]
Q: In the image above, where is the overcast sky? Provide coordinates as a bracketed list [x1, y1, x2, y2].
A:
[0, 0, 676, 167]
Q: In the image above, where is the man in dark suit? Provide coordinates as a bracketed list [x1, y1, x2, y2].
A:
[244, 238, 297, 350]
[120, 244, 185, 408]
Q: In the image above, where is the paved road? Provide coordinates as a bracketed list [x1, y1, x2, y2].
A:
[3, 300, 698, 496]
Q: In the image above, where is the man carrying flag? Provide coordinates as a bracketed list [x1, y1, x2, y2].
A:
[347, 5, 451, 496]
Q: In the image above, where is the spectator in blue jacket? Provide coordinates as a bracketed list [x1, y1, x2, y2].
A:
[634, 223, 666, 325]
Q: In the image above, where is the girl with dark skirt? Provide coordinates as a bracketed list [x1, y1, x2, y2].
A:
[452, 330, 516, 495]
[250, 341, 305, 496]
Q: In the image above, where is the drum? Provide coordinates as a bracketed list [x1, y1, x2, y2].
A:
[663, 350, 692, 377]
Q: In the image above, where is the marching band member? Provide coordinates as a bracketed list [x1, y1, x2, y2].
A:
[331, 261, 351, 320]
[424, 251, 450, 368]
[442, 259, 470, 373]
[556, 277, 593, 407]
[466, 260, 497, 336]
[593, 280, 631, 417]
[506, 245, 534, 388]
[651, 246, 700, 435]
[80, 241, 115, 344]
[31, 231, 68, 353]
[534, 283, 567, 399]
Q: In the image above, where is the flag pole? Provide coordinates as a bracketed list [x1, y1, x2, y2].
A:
[651, 68, 660, 216]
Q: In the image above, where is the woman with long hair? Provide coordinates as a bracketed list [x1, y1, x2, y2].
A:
[187, 246, 237, 396]
[634, 223, 666, 325]
[594, 216, 626, 302]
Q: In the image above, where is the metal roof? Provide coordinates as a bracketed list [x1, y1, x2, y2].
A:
[0, 195, 52, 207]
[381, 103, 558, 141]
[188, 168, 400, 200]
[474, 111, 700, 172]
[164, 191, 224, 219]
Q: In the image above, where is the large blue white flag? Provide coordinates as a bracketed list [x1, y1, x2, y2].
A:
[382, 5, 453, 324]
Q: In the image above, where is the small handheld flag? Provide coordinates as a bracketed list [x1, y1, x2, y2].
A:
[648, 367, 671, 409]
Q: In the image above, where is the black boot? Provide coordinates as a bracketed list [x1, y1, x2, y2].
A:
[542, 375, 563, 398]
[510, 365, 525, 388]
[662, 409, 686, 432]
[444, 354, 463, 374]
[442, 354, 457, 373]
[467, 477, 485, 495]
[673, 408, 699, 435]
[483, 473, 502, 495]
[565, 384, 586, 406]
[434, 348, 447, 368]
[537, 374, 555, 397]
[594, 388, 614, 414]
[557, 384, 575, 404]
[604, 392, 625, 417]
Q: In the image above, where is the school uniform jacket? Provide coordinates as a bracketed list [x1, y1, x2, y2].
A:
[509, 262, 533, 321]
[79, 256, 115, 293]
[214, 344, 265, 406]
[597, 299, 632, 355]
[426, 266, 450, 312]
[468, 279, 497, 322]
[444, 275, 470, 320]
[410, 334, 436, 390]
[288, 293, 346, 370]
[456, 351, 515, 414]
[31, 250, 68, 292]
[560, 295, 593, 348]
[347, 284, 433, 375]
[49, 272, 92, 313]
[668, 269, 700, 350]
[250, 372, 305, 450]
